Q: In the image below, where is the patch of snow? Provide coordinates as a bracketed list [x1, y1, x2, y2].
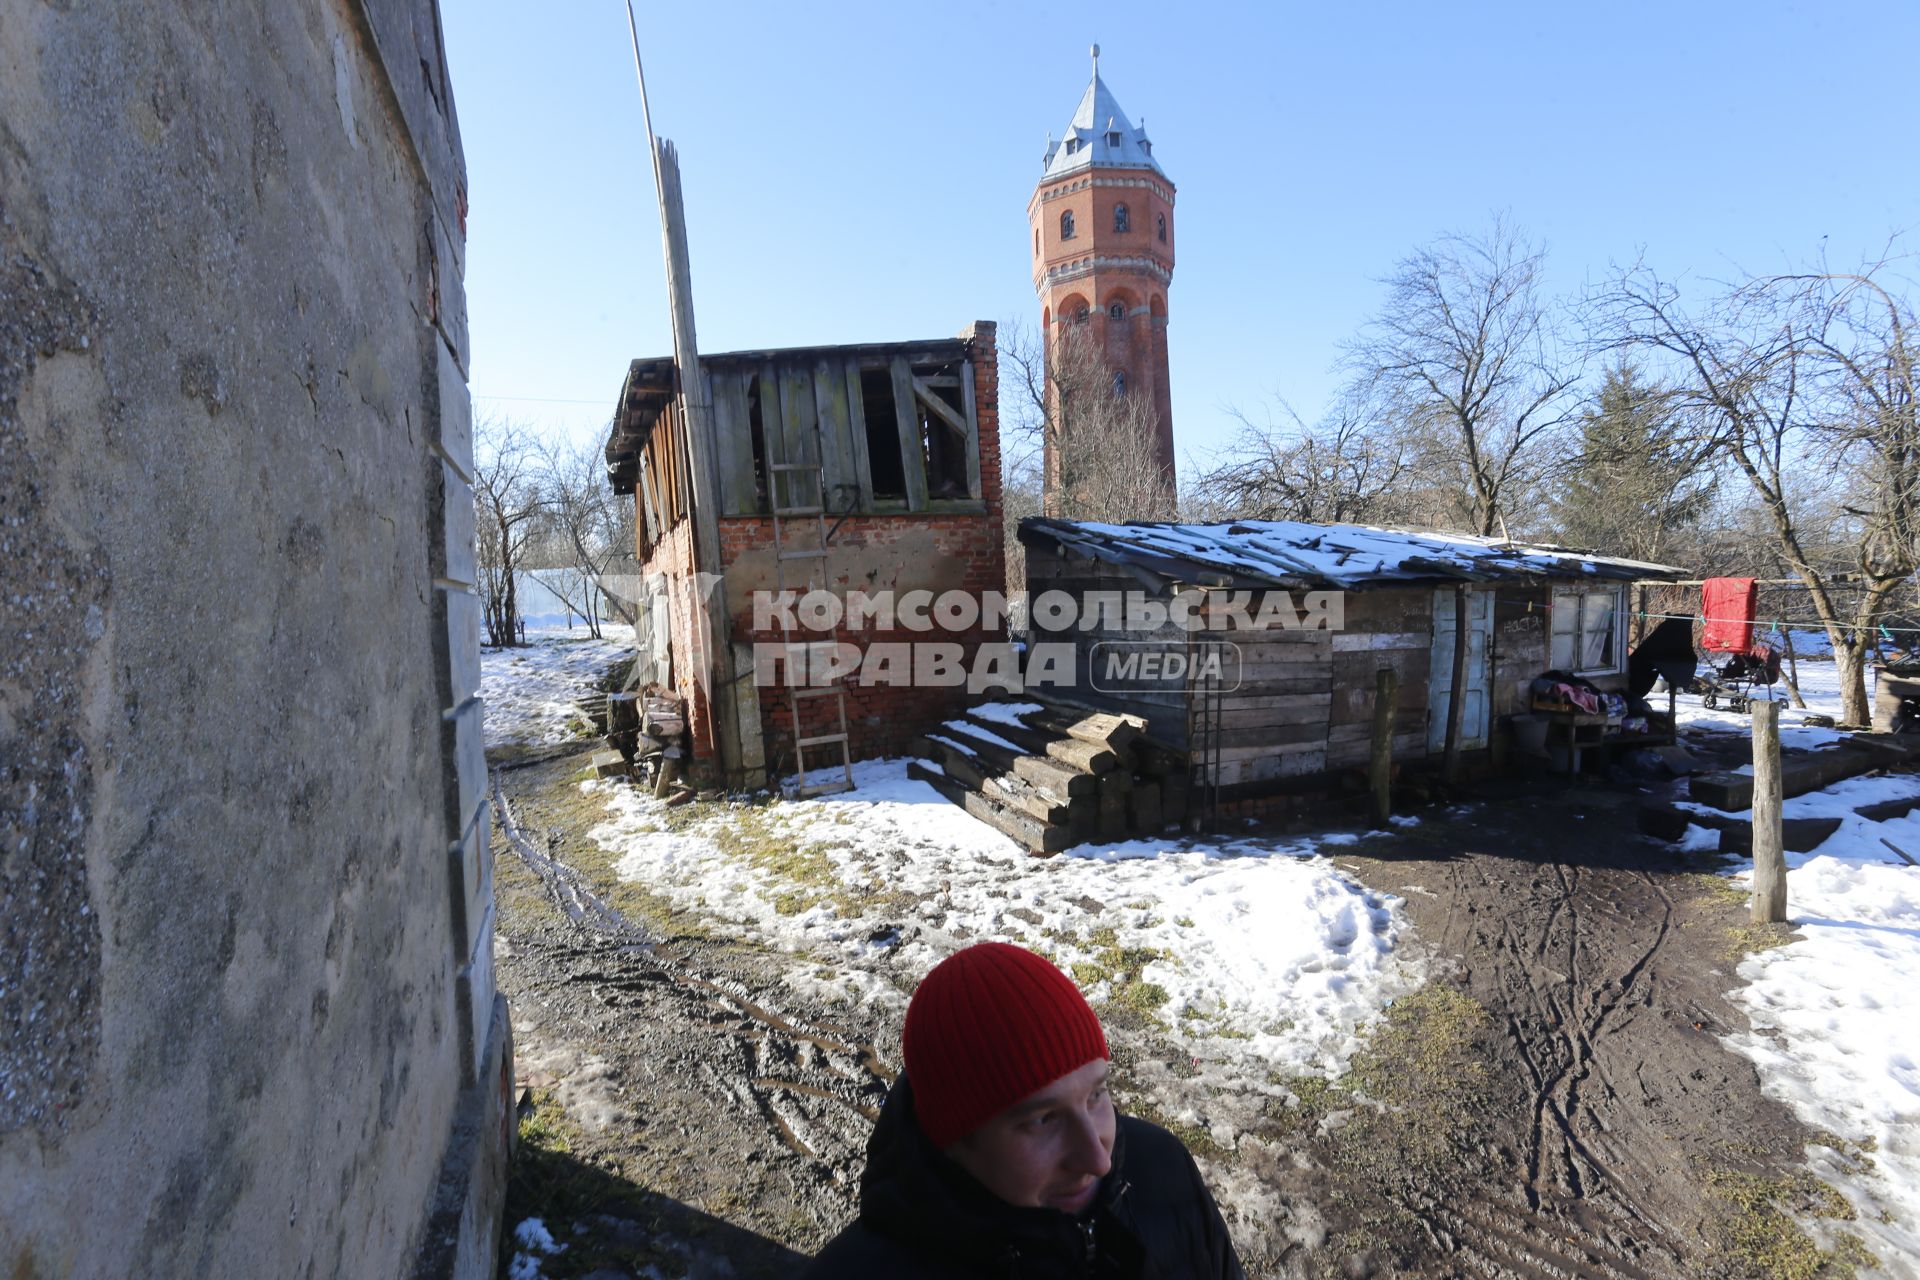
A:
[507, 1217, 567, 1280]
[1050, 518, 1667, 588]
[481, 625, 634, 747]
[1673, 657, 1854, 749]
[589, 759, 1423, 1084]
[969, 701, 1045, 728]
[1679, 824, 1722, 853]
[943, 719, 1024, 754]
[1716, 773, 1920, 1267]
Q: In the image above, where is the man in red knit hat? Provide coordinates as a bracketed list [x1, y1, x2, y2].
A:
[808, 941, 1245, 1278]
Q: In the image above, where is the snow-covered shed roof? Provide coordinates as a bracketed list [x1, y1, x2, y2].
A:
[1019, 518, 1688, 591]
[1041, 59, 1164, 180]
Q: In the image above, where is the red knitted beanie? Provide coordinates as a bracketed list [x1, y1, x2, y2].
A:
[902, 942, 1110, 1148]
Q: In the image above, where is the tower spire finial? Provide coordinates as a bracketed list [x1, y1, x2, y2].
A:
[1090, 43, 1099, 76]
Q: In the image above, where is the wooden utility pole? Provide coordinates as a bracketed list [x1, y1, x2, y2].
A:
[623, 5, 754, 786]
[1443, 584, 1470, 784]
[1370, 667, 1397, 826]
[1750, 700, 1787, 923]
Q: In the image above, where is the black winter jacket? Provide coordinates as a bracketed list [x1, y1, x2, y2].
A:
[806, 1077, 1245, 1279]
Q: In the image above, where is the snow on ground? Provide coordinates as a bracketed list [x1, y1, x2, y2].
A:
[505, 1217, 567, 1280]
[480, 625, 634, 747]
[1677, 658, 1920, 1267]
[1669, 654, 1854, 747]
[587, 758, 1422, 1088]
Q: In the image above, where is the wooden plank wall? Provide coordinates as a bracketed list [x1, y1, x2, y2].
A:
[705, 354, 981, 517]
[1025, 548, 1191, 746]
[1325, 589, 1433, 768]
[1200, 601, 1332, 786]
[1492, 586, 1551, 716]
[1024, 554, 1461, 788]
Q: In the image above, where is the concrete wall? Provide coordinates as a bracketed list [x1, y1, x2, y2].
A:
[0, 3, 509, 1277]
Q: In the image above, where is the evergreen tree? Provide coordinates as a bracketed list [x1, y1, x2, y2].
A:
[1555, 362, 1714, 561]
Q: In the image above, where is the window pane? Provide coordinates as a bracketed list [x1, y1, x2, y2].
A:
[1579, 592, 1617, 670]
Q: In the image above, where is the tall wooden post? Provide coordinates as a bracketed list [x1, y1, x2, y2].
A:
[1443, 584, 1470, 784]
[1751, 700, 1787, 923]
[624, 10, 755, 786]
[1370, 667, 1398, 827]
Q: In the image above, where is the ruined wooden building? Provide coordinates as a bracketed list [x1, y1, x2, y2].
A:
[1018, 518, 1686, 807]
[604, 323, 1007, 790]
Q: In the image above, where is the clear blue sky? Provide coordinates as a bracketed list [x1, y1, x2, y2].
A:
[440, 1, 1918, 473]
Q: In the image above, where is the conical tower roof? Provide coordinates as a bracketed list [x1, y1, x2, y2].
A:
[1041, 54, 1164, 180]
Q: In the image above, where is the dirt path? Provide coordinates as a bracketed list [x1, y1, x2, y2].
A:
[489, 744, 1869, 1280]
[488, 754, 881, 1276]
[1305, 773, 1869, 1279]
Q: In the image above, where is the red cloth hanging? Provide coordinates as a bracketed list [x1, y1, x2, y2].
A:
[1700, 577, 1757, 653]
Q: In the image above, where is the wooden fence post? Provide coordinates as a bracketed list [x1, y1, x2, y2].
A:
[1751, 700, 1787, 924]
[1370, 667, 1397, 827]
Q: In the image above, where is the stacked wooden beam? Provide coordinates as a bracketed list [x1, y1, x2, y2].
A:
[908, 702, 1178, 855]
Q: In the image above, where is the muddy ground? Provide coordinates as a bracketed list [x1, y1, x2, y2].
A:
[490, 736, 1884, 1280]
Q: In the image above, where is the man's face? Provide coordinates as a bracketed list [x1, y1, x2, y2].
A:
[946, 1058, 1116, 1214]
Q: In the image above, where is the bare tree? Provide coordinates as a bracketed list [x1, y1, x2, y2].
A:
[1194, 387, 1413, 524]
[1597, 256, 1919, 724]
[532, 434, 640, 638]
[472, 414, 546, 647]
[1347, 218, 1583, 536]
[1002, 319, 1175, 523]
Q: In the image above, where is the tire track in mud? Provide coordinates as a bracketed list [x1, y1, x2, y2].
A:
[1482, 852, 1687, 1273]
[1341, 796, 1778, 1280]
[494, 773, 893, 1186]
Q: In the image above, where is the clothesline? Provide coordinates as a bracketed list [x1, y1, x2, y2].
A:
[1631, 609, 1920, 637]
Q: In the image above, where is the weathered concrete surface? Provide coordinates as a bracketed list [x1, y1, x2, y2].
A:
[0, 2, 507, 1276]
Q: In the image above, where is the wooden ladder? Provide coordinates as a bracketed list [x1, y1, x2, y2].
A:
[769, 459, 854, 797]
[1186, 619, 1224, 832]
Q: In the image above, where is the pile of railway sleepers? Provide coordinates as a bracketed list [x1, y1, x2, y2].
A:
[908, 700, 1187, 854]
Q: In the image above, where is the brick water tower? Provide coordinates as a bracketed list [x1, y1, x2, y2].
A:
[1029, 46, 1177, 500]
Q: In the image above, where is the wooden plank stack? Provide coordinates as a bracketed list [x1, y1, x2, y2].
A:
[908, 702, 1181, 855]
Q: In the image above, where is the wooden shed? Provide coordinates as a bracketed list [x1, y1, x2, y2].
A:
[603, 324, 1007, 791]
[1018, 518, 1687, 802]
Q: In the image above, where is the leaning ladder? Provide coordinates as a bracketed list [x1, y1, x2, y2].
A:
[768, 459, 854, 797]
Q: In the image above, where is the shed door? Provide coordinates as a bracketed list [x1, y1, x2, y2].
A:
[1428, 587, 1494, 752]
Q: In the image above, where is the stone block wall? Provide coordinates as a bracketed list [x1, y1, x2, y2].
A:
[0, 3, 509, 1277]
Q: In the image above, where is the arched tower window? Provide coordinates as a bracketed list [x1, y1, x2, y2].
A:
[1060, 210, 1076, 240]
[1114, 371, 1127, 396]
[1034, 227, 1039, 256]
[1157, 213, 1167, 243]
[1107, 301, 1125, 322]
[1075, 304, 1090, 324]
[1113, 203, 1130, 233]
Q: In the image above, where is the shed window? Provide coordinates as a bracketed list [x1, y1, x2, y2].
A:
[744, 375, 769, 512]
[1064, 138, 1080, 156]
[1060, 210, 1076, 240]
[859, 368, 908, 501]
[1105, 131, 1121, 147]
[918, 375, 970, 500]
[1550, 586, 1625, 675]
[1113, 203, 1130, 233]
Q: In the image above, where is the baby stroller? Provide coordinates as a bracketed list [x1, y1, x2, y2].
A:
[1696, 576, 1781, 713]
[1699, 644, 1781, 712]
